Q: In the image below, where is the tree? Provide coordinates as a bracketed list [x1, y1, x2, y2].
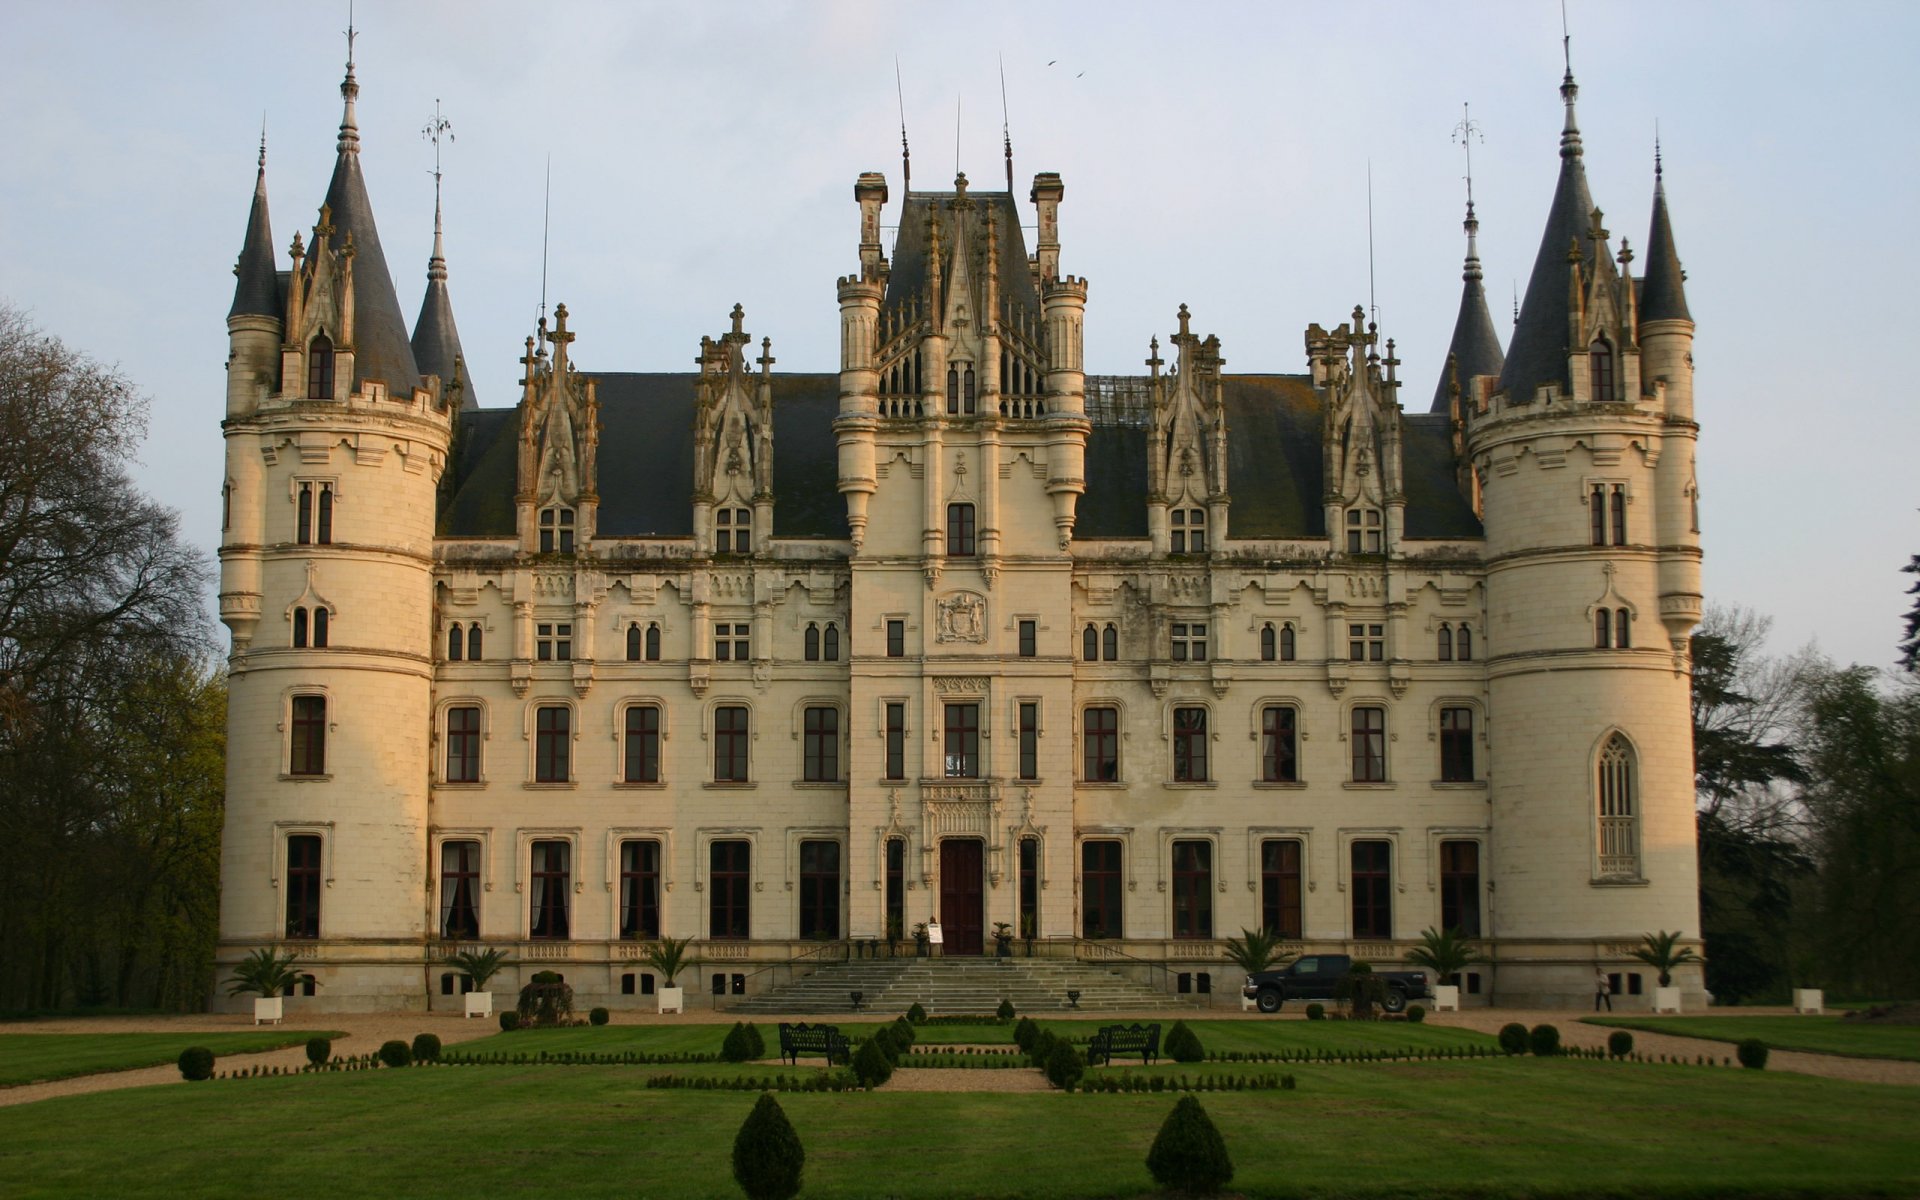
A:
[1219, 926, 1292, 977]
[1405, 926, 1481, 986]
[733, 1093, 805, 1200]
[1900, 554, 1920, 674]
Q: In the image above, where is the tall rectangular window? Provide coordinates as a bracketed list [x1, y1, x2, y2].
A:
[886, 619, 904, 658]
[535, 705, 570, 782]
[943, 703, 979, 778]
[620, 840, 661, 940]
[1351, 840, 1392, 939]
[803, 706, 839, 782]
[290, 695, 326, 776]
[1019, 837, 1039, 940]
[529, 840, 570, 939]
[297, 483, 313, 545]
[446, 705, 481, 783]
[1351, 706, 1386, 782]
[1591, 484, 1608, 546]
[799, 840, 840, 939]
[1082, 706, 1118, 782]
[1440, 707, 1475, 782]
[715, 508, 752, 555]
[1173, 706, 1208, 782]
[1170, 840, 1213, 939]
[1260, 839, 1302, 938]
[1081, 840, 1124, 938]
[946, 503, 977, 556]
[710, 840, 750, 939]
[714, 706, 750, 782]
[439, 840, 480, 940]
[1439, 840, 1481, 936]
[1017, 702, 1039, 780]
[1261, 706, 1298, 782]
[624, 705, 661, 783]
[885, 838, 906, 938]
[884, 702, 906, 781]
[1611, 485, 1627, 546]
[285, 834, 322, 938]
[1018, 620, 1036, 658]
[316, 484, 333, 544]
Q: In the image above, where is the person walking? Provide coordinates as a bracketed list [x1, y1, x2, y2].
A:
[1594, 966, 1614, 1012]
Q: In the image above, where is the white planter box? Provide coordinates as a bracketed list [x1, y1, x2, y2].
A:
[1652, 986, 1682, 1014]
[658, 986, 684, 1015]
[464, 991, 493, 1018]
[1793, 988, 1824, 1015]
[253, 996, 283, 1025]
[1431, 984, 1461, 1012]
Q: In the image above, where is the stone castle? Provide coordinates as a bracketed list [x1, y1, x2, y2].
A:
[216, 46, 1704, 1011]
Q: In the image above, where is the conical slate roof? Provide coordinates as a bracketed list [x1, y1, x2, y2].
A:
[1639, 160, 1691, 323]
[229, 141, 282, 321]
[412, 212, 478, 409]
[320, 61, 420, 396]
[1430, 206, 1506, 413]
[1497, 73, 1597, 403]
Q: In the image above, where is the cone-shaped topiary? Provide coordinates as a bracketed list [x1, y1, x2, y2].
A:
[1030, 1029, 1060, 1067]
[1165, 1020, 1205, 1063]
[177, 1047, 214, 1082]
[744, 1021, 766, 1059]
[1013, 1016, 1038, 1052]
[1146, 1094, 1235, 1195]
[305, 1036, 331, 1066]
[411, 1033, 442, 1063]
[723, 1022, 754, 1063]
[1737, 1038, 1769, 1070]
[1046, 1039, 1086, 1091]
[907, 1002, 927, 1024]
[997, 998, 1016, 1020]
[733, 1092, 805, 1200]
[378, 1039, 412, 1068]
[1528, 1024, 1560, 1057]
[853, 1037, 894, 1088]
[1608, 1030, 1634, 1059]
[890, 1016, 914, 1049]
[1498, 1022, 1529, 1055]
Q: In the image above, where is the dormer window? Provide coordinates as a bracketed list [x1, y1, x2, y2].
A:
[715, 507, 751, 555]
[1589, 337, 1615, 401]
[1170, 508, 1206, 554]
[1346, 508, 1382, 554]
[306, 333, 334, 400]
[539, 507, 575, 554]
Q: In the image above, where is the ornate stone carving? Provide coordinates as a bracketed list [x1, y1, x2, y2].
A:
[934, 591, 987, 643]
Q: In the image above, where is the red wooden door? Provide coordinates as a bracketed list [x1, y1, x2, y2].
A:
[939, 840, 984, 955]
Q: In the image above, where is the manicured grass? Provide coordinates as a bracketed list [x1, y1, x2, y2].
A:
[0, 1031, 344, 1088]
[1, 1057, 1916, 1197]
[1587, 1015, 1920, 1062]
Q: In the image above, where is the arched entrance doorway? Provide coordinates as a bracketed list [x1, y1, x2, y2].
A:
[938, 839, 984, 955]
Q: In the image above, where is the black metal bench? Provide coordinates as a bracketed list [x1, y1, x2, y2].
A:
[1086, 1022, 1161, 1066]
[777, 1021, 850, 1066]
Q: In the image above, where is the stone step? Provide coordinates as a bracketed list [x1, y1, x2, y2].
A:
[724, 956, 1205, 1014]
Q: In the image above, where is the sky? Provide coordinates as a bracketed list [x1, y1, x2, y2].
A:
[3, 1, 1915, 671]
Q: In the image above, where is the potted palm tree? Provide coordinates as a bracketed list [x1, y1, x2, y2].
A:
[1406, 926, 1480, 1011]
[227, 947, 305, 1024]
[445, 947, 510, 1018]
[634, 936, 695, 1014]
[993, 922, 1015, 959]
[1221, 927, 1293, 1009]
[1630, 930, 1701, 1013]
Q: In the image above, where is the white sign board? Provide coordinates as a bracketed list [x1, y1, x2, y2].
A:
[927, 920, 944, 945]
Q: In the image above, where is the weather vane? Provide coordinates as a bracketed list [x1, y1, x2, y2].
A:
[423, 100, 454, 193]
[1452, 102, 1483, 211]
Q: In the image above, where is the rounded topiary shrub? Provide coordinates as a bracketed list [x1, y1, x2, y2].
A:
[853, 1037, 894, 1088]
[1045, 1039, 1086, 1091]
[1528, 1024, 1560, 1057]
[1304, 1002, 1326, 1021]
[1013, 1016, 1038, 1052]
[1165, 1020, 1205, 1064]
[1608, 1030, 1634, 1059]
[517, 973, 574, 1028]
[177, 1046, 215, 1082]
[411, 1033, 441, 1064]
[907, 1002, 927, 1024]
[498, 1010, 520, 1032]
[733, 1092, 805, 1200]
[304, 1036, 331, 1066]
[1030, 1029, 1060, 1067]
[1737, 1038, 1769, 1070]
[377, 1039, 412, 1068]
[743, 1021, 766, 1059]
[722, 1022, 752, 1063]
[589, 1006, 610, 1027]
[1146, 1094, 1234, 1195]
[1406, 1004, 1426, 1024]
[1498, 1022, 1529, 1055]
[996, 998, 1016, 1021]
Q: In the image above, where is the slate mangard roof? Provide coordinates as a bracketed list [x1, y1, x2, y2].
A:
[883, 188, 1041, 322]
[1429, 205, 1506, 413]
[1639, 162, 1692, 324]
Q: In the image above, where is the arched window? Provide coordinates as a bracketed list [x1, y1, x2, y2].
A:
[1596, 734, 1639, 877]
[1280, 624, 1296, 661]
[823, 623, 839, 661]
[644, 623, 661, 661]
[1438, 625, 1453, 661]
[1589, 337, 1615, 401]
[946, 365, 960, 414]
[448, 624, 464, 661]
[467, 623, 484, 660]
[804, 623, 820, 661]
[315, 485, 333, 544]
[1102, 624, 1118, 661]
[1083, 624, 1099, 662]
[292, 607, 309, 648]
[1615, 608, 1631, 649]
[1260, 623, 1276, 661]
[1457, 626, 1472, 661]
[1595, 610, 1611, 649]
[311, 606, 329, 648]
[306, 333, 334, 400]
[627, 623, 643, 662]
[963, 366, 976, 412]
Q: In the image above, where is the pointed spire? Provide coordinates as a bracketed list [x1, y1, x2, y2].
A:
[229, 125, 283, 321]
[1430, 186, 1506, 413]
[1640, 140, 1692, 323]
[337, 22, 360, 156]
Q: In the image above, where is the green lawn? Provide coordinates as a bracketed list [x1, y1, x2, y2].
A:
[0, 1031, 344, 1088]
[1586, 1015, 1920, 1062]
[1, 1057, 1915, 1197]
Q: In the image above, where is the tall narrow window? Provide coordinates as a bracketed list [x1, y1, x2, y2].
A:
[1589, 336, 1615, 401]
[709, 840, 750, 939]
[1081, 840, 1123, 938]
[297, 483, 313, 545]
[887, 619, 905, 658]
[620, 840, 661, 940]
[627, 623, 643, 661]
[1280, 624, 1296, 661]
[1260, 839, 1302, 938]
[440, 840, 480, 940]
[1457, 626, 1472, 661]
[315, 484, 333, 544]
[1260, 624, 1276, 661]
[823, 623, 839, 661]
[885, 838, 906, 938]
[1597, 734, 1640, 877]
[290, 695, 326, 776]
[446, 705, 481, 783]
[1611, 484, 1627, 546]
[467, 623, 484, 659]
[714, 705, 750, 782]
[535, 705, 571, 782]
[529, 840, 570, 939]
[946, 503, 976, 556]
[1439, 840, 1481, 936]
[799, 841, 840, 939]
[1350, 840, 1392, 939]
[644, 623, 660, 661]
[943, 702, 979, 778]
[1170, 840, 1213, 939]
[884, 702, 906, 781]
[946, 364, 961, 413]
[311, 606, 329, 648]
[624, 705, 661, 783]
[1351, 706, 1386, 782]
[1615, 608, 1631, 649]
[1083, 624, 1099, 661]
[1017, 702, 1039, 780]
[1438, 625, 1453, 661]
[1082, 706, 1118, 782]
[803, 706, 839, 782]
[285, 834, 322, 938]
[1261, 706, 1298, 783]
[1440, 706, 1475, 782]
[449, 624, 465, 662]
[1019, 837, 1039, 941]
[1018, 620, 1037, 658]
[1591, 484, 1608, 546]
[963, 365, 976, 412]
[1595, 609, 1612, 649]
[306, 333, 333, 400]
[292, 607, 309, 648]
[1102, 624, 1118, 661]
[804, 624, 820, 661]
[1172, 706, 1208, 782]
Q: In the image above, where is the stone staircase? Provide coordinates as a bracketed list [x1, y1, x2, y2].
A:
[724, 955, 1201, 1015]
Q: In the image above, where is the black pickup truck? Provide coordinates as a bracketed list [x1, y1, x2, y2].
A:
[1242, 954, 1431, 1014]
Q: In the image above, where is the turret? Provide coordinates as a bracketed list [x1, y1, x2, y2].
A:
[227, 132, 283, 420]
[1639, 149, 1703, 649]
[1430, 196, 1505, 415]
[411, 132, 477, 411]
